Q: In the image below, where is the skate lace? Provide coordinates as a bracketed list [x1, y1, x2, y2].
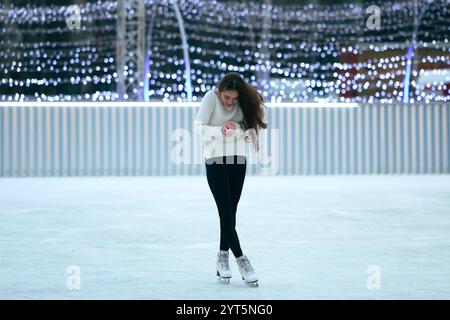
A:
[239, 257, 253, 274]
[218, 253, 229, 269]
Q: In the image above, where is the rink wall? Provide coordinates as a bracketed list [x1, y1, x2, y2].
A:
[0, 102, 449, 177]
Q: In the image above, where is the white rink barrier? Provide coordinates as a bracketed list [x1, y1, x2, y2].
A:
[0, 102, 448, 177]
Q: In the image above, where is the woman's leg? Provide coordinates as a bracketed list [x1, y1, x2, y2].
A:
[223, 156, 247, 254]
[206, 158, 243, 258]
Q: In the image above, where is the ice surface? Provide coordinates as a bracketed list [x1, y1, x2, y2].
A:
[1, 174, 450, 299]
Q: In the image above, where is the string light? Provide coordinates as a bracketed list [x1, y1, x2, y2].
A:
[0, 0, 448, 102]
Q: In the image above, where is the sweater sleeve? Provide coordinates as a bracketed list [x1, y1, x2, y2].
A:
[194, 91, 224, 139]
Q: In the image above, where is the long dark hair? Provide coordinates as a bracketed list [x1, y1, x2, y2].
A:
[215, 72, 268, 152]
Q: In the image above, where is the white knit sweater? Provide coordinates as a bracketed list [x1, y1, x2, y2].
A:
[194, 88, 249, 161]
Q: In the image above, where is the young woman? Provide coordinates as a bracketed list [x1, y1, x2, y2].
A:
[194, 72, 268, 286]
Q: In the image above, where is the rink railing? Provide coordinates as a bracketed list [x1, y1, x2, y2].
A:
[0, 102, 449, 177]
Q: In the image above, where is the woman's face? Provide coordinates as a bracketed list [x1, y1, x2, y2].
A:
[219, 90, 238, 108]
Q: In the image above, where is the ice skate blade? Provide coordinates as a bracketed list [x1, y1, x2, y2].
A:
[217, 271, 231, 284]
[241, 276, 259, 287]
[246, 281, 259, 287]
[218, 276, 231, 284]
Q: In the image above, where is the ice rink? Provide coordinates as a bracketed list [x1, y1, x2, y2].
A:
[1, 174, 450, 299]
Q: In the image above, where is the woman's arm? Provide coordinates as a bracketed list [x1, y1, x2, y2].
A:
[194, 91, 225, 139]
[194, 91, 242, 139]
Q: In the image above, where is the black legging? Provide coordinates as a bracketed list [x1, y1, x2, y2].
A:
[205, 155, 247, 258]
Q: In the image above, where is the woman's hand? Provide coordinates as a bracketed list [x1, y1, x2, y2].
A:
[222, 121, 238, 136]
[221, 126, 234, 137]
[225, 121, 236, 130]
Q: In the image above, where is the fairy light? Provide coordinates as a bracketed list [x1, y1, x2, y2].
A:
[0, 0, 448, 102]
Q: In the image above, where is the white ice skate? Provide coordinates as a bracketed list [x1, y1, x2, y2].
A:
[236, 255, 259, 287]
[216, 250, 232, 284]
